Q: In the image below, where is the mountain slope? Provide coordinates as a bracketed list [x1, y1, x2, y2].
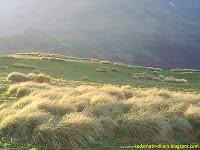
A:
[0, 0, 200, 69]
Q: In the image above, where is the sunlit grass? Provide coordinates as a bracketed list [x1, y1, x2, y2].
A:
[0, 75, 200, 149]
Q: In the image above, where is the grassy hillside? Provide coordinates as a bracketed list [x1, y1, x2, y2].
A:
[0, 53, 200, 149]
[0, 53, 200, 91]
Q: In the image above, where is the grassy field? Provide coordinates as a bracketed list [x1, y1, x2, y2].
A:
[0, 53, 200, 91]
[0, 53, 200, 150]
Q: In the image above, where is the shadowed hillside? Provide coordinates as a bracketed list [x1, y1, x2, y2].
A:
[0, 0, 200, 69]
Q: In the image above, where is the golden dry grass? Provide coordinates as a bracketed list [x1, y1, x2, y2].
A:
[132, 73, 188, 83]
[0, 80, 200, 149]
[7, 72, 51, 83]
[163, 77, 188, 84]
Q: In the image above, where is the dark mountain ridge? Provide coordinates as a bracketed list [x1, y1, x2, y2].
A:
[0, 0, 200, 69]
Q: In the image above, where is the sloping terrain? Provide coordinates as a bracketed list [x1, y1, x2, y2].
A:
[0, 53, 200, 149]
[0, 53, 200, 91]
[0, 0, 200, 68]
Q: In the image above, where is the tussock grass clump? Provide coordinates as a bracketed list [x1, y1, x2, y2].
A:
[81, 77, 89, 81]
[0, 66, 7, 70]
[32, 70, 41, 74]
[113, 62, 121, 66]
[153, 71, 160, 75]
[37, 88, 70, 101]
[95, 68, 110, 73]
[0, 85, 7, 93]
[169, 115, 192, 139]
[185, 105, 200, 127]
[28, 73, 51, 83]
[8, 82, 51, 97]
[12, 63, 37, 70]
[91, 58, 100, 62]
[7, 72, 51, 83]
[132, 73, 162, 81]
[119, 114, 169, 142]
[100, 61, 113, 64]
[99, 117, 119, 133]
[171, 68, 200, 72]
[0, 112, 52, 140]
[90, 93, 116, 105]
[1, 80, 200, 148]
[146, 67, 162, 71]
[158, 75, 165, 79]
[17, 52, 40, 56]
[48, 57, 66, 62]
[2, 56, 16, 59]
[96, 67, 119, 73]
[163, 77, 188, 84]
[12, 96, 35, 109]
[34, 113, 103, 149]
[38, 102, 75, 117]
[180, 72, 194, 75]
[132, 73, 188, 84]
[7, 72, 29, 82]
[101, 85, 133, 99]
[101, 85, 121, 96]
[40, 57, 49, 61]
[111, 68, 119, 72]
[15, 87, 32, 98]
